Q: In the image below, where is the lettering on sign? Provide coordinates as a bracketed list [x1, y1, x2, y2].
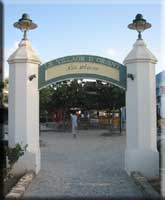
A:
[67, 63, 99, 71]
[38, 55, 127, 89]
[45, 62, 119, 81]
[44, 55, 120, 69]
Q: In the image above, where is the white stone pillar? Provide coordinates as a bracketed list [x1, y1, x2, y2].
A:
[124, 39, 159, 177]
[160, 84, 165, 196]
[7, 39, 41, 174]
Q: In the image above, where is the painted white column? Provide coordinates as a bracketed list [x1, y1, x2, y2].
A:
[124, 39, 159, 177]
[7, 39, 41, 174]
[160, 84, 165, 196]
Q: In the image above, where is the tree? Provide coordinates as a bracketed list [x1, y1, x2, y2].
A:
[39, 85, 55, 120]
[39, 79, 125, 119]
[0, 78, 9, 106]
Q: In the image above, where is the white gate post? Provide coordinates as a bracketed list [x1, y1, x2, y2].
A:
[160, 84, 165, 196]
[123, 38, 159, 177]
[7, 38, 41, 174]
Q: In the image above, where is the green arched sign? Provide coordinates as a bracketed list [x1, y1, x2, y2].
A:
[38, 55, 127, 90]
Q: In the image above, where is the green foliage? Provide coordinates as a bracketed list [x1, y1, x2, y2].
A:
[6, 143, 28, 171]
[39, 80, 125, 117]
[0, 78, 9, 105]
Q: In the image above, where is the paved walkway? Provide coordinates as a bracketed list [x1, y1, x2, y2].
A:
[23, 130, 143, 198]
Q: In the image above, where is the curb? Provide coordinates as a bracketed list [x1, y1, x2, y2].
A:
[131, 171, 161, 200]
[5, 171, 35, 199]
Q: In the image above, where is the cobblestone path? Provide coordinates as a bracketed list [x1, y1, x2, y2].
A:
[23, 130, 143, 198]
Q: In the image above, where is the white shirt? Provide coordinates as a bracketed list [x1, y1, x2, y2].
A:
[71, 114, 78, 128]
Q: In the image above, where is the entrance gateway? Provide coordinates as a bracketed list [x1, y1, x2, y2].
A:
[7, 14, 159, 178]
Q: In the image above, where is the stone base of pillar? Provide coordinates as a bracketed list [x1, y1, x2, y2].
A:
[10, 150, 41, 175]
[125, 149, 159, 177]
[160, 139, 165, 197]
[161, 169, 165, 197]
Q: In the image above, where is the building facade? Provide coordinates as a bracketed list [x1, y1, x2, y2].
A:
[156, 71, 165, 120]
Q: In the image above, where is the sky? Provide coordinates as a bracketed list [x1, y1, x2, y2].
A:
[3, 0, 164, 78]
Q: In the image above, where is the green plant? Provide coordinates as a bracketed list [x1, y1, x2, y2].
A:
[5, 143, 28, 177]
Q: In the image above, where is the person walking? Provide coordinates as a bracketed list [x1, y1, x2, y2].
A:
[70, 111, 78, 138]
